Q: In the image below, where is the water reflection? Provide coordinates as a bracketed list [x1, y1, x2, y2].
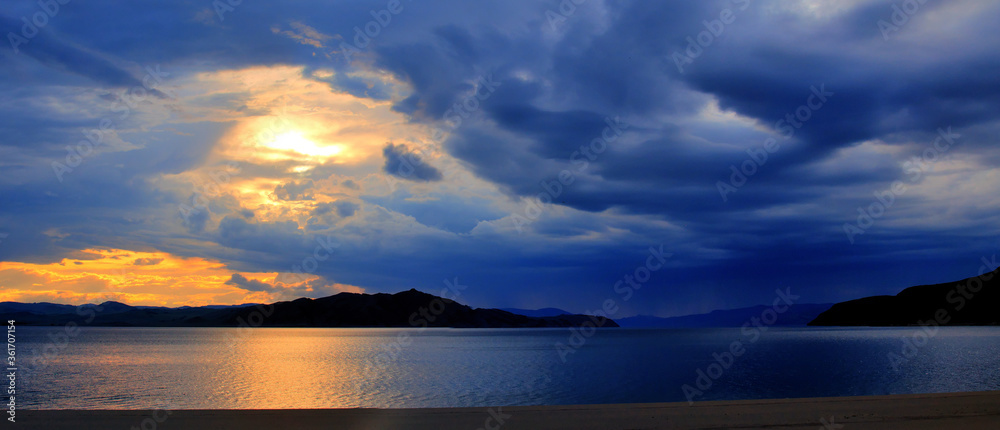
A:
[15, 326, 1000, 409]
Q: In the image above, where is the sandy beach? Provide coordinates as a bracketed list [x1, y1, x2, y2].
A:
[16, 391, 1000, 430]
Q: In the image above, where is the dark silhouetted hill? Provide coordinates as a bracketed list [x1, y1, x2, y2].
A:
[4, 289, 618, 328]
[809, 267, 1000, 326]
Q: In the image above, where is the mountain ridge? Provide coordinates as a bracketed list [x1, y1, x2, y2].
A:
[2, 289, 619, 328]
[616, 303, 834, 328]
[809, 266, 1000, 326]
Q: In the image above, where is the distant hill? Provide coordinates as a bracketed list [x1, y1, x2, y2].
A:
[498, 307, 572, 318]
[616, 303, 833, 328]
[809, 267, 1000, 326]
[3, 289, 618, 328]
[0, 302, 79, 315]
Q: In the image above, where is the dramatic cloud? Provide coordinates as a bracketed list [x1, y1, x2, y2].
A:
[312, 201, 359, 218]
[1, 0, 998, 315]
[273, 180, 315, 201]
[226, 273, 274, 292]
[382, 143, 443, 182]
[133, 258, 164, 266]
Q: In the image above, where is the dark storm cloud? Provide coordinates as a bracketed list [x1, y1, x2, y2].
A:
[368, 0, 1000, 219]
[357, 0, 1000, 310]
[0, 15, 169, 97]
[382, 143, 443, 182]
[2, 0, 999, 315]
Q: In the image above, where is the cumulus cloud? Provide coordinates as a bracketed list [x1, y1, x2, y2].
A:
[226, 273, 362, 300]
[312, 201, 359, 218]
[133, 258, 164, 266]
[273, 180, 315, 201]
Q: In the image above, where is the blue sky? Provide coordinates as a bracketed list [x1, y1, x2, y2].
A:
[1, 0, 998, 316]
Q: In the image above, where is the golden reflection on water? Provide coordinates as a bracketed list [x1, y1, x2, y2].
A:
[20, 326, 1000, 409]
[209, 328, 391, 408]
[30, 327, 452, 409]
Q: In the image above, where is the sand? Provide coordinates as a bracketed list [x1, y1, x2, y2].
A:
[16, 391, 1000, 429]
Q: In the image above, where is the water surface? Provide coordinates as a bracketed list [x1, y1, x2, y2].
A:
[14, 326, 1000, 409]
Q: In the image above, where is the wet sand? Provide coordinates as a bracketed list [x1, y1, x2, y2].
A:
[16, 391, 1000, 429]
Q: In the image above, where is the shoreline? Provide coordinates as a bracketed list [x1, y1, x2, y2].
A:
[16, 391, 1000, 429]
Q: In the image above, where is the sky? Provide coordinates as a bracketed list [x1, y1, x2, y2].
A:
[1, 0, 999, 317]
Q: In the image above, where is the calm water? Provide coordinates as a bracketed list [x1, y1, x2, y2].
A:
[12, 326, 1000, 409]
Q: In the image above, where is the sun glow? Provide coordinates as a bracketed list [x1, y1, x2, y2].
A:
[265, 131, 343, 158]
[0, 248, 364, 306]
